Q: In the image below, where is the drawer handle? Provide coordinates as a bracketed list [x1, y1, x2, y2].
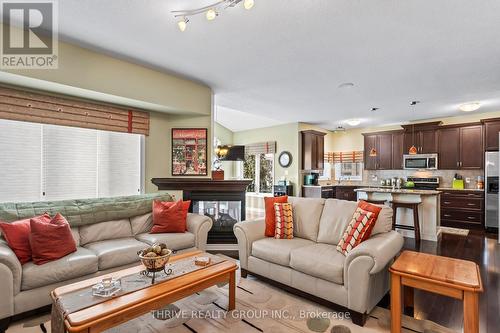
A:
[467, 216, 476, 220]
[444, 201, 451, 204]
[444, 214, 451, 217]
[467, 203, 476, 206]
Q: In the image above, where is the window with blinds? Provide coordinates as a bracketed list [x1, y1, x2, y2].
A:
[0, 119, 143, 202]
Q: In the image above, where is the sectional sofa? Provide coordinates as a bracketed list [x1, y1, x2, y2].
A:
[234, 197, 404, 326]
[0, 193, 212, 329]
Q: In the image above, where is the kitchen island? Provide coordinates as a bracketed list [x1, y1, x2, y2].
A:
[355, 187, 441, 241]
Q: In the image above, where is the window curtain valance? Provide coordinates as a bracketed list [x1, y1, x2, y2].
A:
[325, 151, 363, 163]
[244, 141, 277, 155]
[0, 86, 149, 135]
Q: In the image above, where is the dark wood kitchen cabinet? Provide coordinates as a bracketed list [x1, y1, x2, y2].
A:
[363, 131, 403, 170]
[403, 129, 438, 154]
[438, 124, 483, 170]
[440, 190, 484, 229]
[481, 118, 500, 151]
[334, 186, 358, 201]
[301, 130, 326, 170]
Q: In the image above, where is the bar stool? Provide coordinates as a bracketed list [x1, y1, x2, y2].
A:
[391, 201, 422, 242]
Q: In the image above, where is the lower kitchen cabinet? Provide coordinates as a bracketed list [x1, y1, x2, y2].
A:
[334, 186, 358, 202]
[440, 190, 484, 229]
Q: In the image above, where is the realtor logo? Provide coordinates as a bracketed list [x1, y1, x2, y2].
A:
[1, 0, 58, 69]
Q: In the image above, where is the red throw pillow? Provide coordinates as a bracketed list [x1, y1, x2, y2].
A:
[0, 214, 50, 264]
[336, 201, 382, 255]
[151, 200, 190, 231]
[264, 196, 288, 237]
[151, 200, 187, 233]
[30, 213, 77, 265]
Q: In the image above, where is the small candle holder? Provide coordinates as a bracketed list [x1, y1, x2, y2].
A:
[92, 277, 121, 297]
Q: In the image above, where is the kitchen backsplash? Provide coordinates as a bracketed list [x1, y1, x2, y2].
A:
[363, 169, 484, 188]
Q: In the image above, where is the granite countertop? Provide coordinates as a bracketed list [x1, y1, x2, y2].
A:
[436, 187, 484, 192]
[354, 187, 441, 195]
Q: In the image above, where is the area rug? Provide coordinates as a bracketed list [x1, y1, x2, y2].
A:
[7, 258, 457, 333]
[438, 226, 469, 237]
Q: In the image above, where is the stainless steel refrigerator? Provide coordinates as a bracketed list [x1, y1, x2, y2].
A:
[485, 151, 499, 229]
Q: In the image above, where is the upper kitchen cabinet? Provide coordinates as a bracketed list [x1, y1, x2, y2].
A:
[301, 130, 326, 171]
[402, 122, 441, 154]
[363, 131, 403, 170]
[438, 124, 483, 170]
[481, 118, 500, 151]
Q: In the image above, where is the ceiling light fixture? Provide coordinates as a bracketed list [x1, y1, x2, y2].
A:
[346, 119, 361, 126]
[206, 8, 217, 20]
[371, 107, 379, 112]
[338, 82, 355, 89]
[172, 0, 254, 29]
[177, 17, 189, 32]
[459, 102, 481, 112]
[243, 0, 255, 10]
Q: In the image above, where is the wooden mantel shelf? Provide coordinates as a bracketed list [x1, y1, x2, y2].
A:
[151, 178, 252, 192]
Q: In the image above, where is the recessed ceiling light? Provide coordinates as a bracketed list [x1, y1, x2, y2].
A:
[346, 119, 361, 126]
[459, 102, 481, 112]
[338, 82, 354, 89]
[371, 107, 379, 112]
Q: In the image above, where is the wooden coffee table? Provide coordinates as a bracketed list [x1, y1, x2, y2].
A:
[51, 250, 237, 333]
[390, 251, 483, 333]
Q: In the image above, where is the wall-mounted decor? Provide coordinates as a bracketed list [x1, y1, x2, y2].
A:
[172, 128, 208, 176]
[278, 151, 292, 168]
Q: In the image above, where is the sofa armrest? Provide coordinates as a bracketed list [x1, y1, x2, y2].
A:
[0, 240, 22, 295]
[233, 218, 266, 270]
[344, 231, 404, 279]
[186, 213, 213, 251]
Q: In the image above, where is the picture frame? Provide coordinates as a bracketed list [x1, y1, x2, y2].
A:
[171, 128, 208, 176]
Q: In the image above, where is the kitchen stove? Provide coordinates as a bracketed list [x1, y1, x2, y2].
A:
[406, 177, 440, 190]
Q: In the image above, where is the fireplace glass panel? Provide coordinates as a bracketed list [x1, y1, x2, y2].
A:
[193, 201, 241, 243]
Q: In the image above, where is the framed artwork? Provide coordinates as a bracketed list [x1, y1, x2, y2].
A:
[171, 128, 208, 176]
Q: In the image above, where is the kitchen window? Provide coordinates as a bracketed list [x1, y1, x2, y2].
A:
[0, 119, 144, 202]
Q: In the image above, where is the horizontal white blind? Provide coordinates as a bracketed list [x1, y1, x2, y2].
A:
[42, 124, 98, 200]
[98, 131, 142, 197]
[245, 141, 276, 155]
[0, 119, 42, 202]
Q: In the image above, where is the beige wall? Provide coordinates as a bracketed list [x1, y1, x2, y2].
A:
[214, 122, 236, 179]
[331, 110, 500, 152]
[1, 32, 214, 195]
[233, 123, 300, 192]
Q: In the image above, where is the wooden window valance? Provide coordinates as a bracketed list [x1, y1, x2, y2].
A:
[0, 86, 149, 135]
[325, 151, 363, 163]
[244, 141, 277, 155]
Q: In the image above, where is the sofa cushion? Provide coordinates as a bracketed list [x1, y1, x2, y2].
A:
[79, 219, 133, 246]
[290, 243, 345, 284]
[371, 205, 393, 235]
[84, 238, 146, 270]
[317, 199, 358, 245]
[251, 237, 314, 266]
[135, 232, 195, 251]
[71, 227, 80, 247]
[130, 213, 153, 235]
[21, 247, 98, 290]
[288, 197, 325, 241]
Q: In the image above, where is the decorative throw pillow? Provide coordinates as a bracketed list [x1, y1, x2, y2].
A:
[151, 200, 187, 233]
[336, 201, 382, 255]
[264, 195, 288, 237]
[0, 214, 51, 264]
[274, 203, 294, 239]
[30, 213, 77, 265]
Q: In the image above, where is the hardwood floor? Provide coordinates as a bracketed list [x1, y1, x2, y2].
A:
[401, 231, 500, 333]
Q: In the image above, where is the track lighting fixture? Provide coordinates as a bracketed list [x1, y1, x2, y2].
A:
[172, 0, 255, 30]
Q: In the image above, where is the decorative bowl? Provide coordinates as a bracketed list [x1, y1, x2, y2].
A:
[138, 249, 172, 272]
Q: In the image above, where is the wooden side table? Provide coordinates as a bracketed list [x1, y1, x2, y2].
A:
[390, 251, 483, 333]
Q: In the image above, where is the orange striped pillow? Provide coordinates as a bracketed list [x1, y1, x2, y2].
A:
[274, 203, 294, 239]
[337, 202, 381, 255]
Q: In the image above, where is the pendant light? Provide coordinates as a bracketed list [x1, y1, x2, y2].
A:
[408, 101, 420, 155]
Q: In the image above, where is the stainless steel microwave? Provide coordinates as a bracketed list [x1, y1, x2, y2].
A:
[403, 154, 438, 170]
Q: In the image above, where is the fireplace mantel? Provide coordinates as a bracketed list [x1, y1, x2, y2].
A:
[151, 178, 252, 192]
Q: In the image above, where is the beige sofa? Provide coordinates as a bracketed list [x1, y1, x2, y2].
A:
[234, 197, 404, 326]
[0, 194, 212, 330]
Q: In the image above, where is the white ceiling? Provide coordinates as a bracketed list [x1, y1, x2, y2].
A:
[52, 0, 500, 131]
